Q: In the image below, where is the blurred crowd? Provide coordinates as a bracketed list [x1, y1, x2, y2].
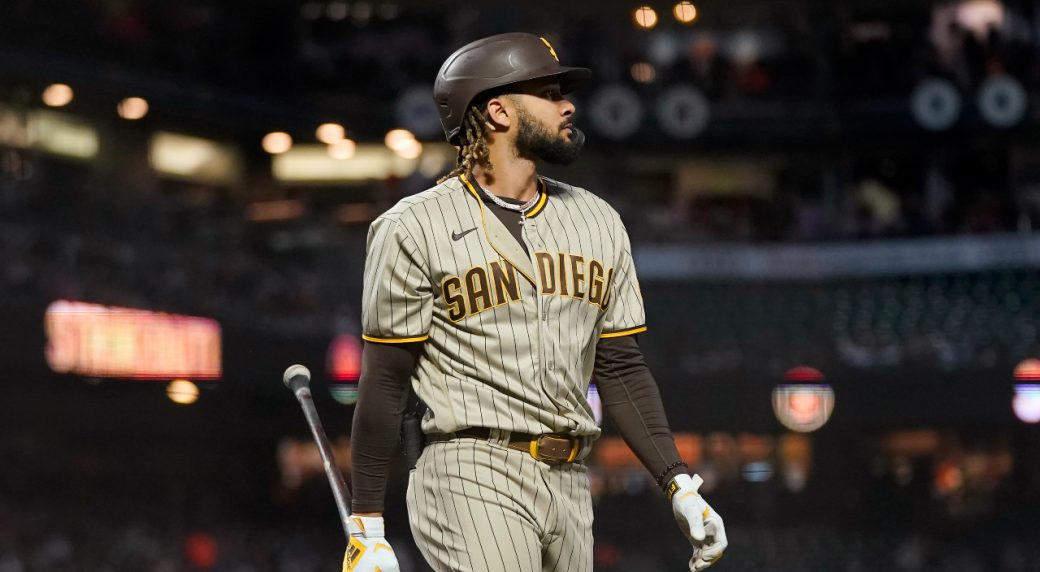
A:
[0, 214, 349, 336]
[0, 502, 343, 572]
[0, 164, 360, 336]
[617, 154, 1039, 244]
[647, 270, 1040, 378]
[5, 1, 1040, 103]
[595, 510, 1040, 572]
[3, 494, 1039, 572]
[1, 437, 1036, 572]
[4, 155, 1039, 373]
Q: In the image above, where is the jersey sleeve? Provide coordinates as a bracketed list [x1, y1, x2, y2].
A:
[361, 216, 433, 343]
[599, 225, 647, 338]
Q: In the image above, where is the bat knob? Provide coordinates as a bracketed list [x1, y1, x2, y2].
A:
[283, 364, 312, 393]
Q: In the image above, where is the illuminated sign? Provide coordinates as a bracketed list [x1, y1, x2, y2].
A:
[0, 105, 99, 160]
[1013, 384, 1040, 424]
[772, 384, 835, 433]
[271, 143, 453, 183]
[328, 334, 362, 381]
[773, 365, 834, 432]
[327, 334, 362, 405]
[1014, 359, 1040, 382]
[1013, 361, 1040, 423]
[44, 300, 221, 380]
[149, 131, 243, 185]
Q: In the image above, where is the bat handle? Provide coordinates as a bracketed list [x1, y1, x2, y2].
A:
[294, 387, 353, 540]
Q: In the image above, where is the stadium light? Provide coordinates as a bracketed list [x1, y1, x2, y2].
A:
[167, 379, 200, 405]
[42, 83, 74, 107]
[394, 138, 423, 159]
[634, 6, 659, 29]
[262, 131, 293, 154]
[117, 97, 149, 120]
[630, 62, 656, 83]
[316, 122, 346, 144]
[384, 128, 416, 152]
[327, 138, 357, 160]
[674, 1, 698, 24]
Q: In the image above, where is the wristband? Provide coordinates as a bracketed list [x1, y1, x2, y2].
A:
[656, 460, 688, 491]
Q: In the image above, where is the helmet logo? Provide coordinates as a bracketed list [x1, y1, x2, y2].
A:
[540, 37, 559, 62]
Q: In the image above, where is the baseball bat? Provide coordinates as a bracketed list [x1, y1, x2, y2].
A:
[283, 364, 352, 539]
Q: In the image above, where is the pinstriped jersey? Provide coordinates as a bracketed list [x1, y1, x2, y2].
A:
[360, 175, 646, 437]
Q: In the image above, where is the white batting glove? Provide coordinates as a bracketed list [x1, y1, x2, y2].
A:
[670, 474, 728, 571]
[342, 515, 400, 572]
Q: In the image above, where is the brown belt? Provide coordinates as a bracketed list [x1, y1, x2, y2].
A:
[436, 427, 583, 464]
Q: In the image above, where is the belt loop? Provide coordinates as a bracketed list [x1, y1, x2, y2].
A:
[488, 428, 504, 446]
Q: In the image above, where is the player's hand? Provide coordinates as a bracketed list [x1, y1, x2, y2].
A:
[670, 474, 728, 571]
[342, 515, 400, 572]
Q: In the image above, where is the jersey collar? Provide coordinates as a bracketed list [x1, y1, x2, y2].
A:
[459, 174, 549, 219]
[456, 173, 538, 286]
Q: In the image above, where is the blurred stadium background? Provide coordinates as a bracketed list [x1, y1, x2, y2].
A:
[4, 0, 1040, 570]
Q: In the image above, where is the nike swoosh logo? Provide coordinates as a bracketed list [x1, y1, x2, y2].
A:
[452, 227, 478, 241]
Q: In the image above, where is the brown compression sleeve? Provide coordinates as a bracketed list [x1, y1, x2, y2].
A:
[350, 340, 420, 514]
[594, 334, 688, 490]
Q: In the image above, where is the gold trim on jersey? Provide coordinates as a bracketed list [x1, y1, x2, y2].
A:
[461, 174, 481, 200]
[458, 173, 549, 219]
[361, 333, 430, 344]
[599, 325, 647, 339]
[525, 183, 549, 217]
[458, 174, 538, 286]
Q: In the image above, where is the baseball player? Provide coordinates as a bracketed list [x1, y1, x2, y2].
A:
[345, 33, 728, 572]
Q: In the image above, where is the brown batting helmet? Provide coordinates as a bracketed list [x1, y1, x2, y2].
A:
[434, 33, 591, 145]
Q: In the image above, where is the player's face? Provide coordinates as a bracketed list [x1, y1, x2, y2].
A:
[509, 81, 584, 165]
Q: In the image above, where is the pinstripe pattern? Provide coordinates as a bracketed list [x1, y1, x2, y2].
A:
[407, 440, 592, 572]
[361, 177, 645, 438]
[362, 176, 642, 570]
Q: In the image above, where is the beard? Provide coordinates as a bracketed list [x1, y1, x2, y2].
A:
[514, 105, 585, 165]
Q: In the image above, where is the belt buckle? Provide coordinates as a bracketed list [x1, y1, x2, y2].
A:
[529, 434, 578, 464]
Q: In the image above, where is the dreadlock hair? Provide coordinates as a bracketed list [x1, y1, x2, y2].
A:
[438, 104, 494, 183]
